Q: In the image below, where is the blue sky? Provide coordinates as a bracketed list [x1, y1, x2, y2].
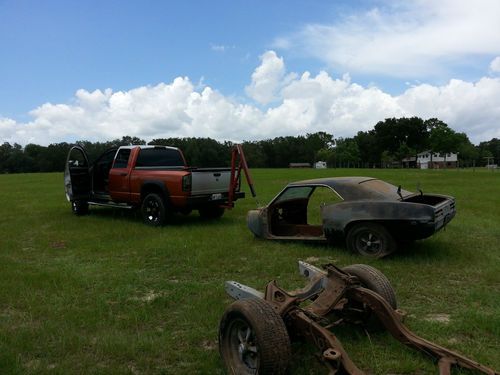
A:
[1, 0, 336, 116]
[1, 0, 500, 145]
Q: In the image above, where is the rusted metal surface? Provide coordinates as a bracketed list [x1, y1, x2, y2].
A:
[226, 144, 255, 208]
[221, 262, 498, 374]
[247, 177, 456, 257]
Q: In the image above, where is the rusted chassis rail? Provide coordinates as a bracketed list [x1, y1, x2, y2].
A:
[224, 263, 498, 374]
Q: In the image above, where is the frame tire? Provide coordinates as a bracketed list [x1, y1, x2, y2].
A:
[342, 264, 397, 329]
[219, 298, 291, 375]
[346, 222, 396, 258]
[141, 193, 167, 226]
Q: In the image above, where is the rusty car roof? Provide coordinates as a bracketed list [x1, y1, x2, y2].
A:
[287, 177, 412, 201]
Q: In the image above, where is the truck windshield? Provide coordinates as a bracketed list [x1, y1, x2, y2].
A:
[135, 148, 184, 167]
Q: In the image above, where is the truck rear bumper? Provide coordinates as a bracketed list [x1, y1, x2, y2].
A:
[187, 191, 245, 207]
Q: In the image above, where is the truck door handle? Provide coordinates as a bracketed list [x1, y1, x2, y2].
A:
[213, 173, 221, 177]
[120, 173, 128, 176]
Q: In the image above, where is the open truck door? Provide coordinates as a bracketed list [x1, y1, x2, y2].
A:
[64, 146, 91, 215]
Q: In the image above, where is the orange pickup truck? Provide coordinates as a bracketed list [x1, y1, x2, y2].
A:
[64, 145, 245, 225]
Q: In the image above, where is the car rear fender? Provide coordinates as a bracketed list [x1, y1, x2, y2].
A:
[322, 201, 435, 233]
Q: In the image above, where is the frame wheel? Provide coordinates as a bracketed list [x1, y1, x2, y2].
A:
[141, 193, 167, 226]
[346, 222, 396, 258]
[219, 298, 291, 375]
[342, 264, 397, 329]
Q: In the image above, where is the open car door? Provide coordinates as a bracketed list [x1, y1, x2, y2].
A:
[64, 146, 91, 202]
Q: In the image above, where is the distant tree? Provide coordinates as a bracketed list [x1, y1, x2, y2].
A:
[150, 137, 230, 167]
[455, 133, 478, 166]
[373, 117, 428, 158]
[315, 147, 335, 167]
[241, 141, 266, 168]
[334, 138, 360, 167]
[380, 150, 395, 168]
[478, 138, 500, 164]
[428, 123, 462, 166]
[111, 135, 146, 146]
[354, 130, 380, 166]
[44, 143, 71, 171]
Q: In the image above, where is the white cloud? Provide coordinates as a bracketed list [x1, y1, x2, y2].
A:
[490, 56, 500, 73]
[245, 51, 296, 105]
[1, 51, 500, 146]
[274, 0, 500, 78]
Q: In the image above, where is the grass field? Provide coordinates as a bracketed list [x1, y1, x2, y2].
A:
[0, 168, 499, 374]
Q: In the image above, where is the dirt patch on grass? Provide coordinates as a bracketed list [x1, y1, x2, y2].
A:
[130, 290, 166, 303]
[424, 313, 451, 324]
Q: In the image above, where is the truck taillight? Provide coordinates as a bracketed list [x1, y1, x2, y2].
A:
[182, 174, 192, 192]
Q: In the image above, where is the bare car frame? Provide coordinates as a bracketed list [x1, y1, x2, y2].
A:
[247, 177, 456, 258]
[219, 262, 498, 374]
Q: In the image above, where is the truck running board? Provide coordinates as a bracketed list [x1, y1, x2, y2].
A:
[88, 201, 134, 209]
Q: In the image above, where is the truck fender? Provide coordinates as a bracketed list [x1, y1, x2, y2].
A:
[140, 180, 171, 203]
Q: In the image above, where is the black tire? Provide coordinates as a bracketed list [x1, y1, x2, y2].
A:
[219, 298, 291, 375]
[198, 206, 225, 219]
[341, 264, 397, 329]
[71, 200, 89, 216]
[346, 222, 396, 258]
[141, 193, 167, 226]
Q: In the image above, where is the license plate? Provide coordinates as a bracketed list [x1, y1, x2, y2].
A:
[211, 193, 222, 200]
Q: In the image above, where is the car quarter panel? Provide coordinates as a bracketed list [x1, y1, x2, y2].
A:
[322, 201, 435, 233]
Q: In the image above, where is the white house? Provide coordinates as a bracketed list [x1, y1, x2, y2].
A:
[417, 151, 458, 169]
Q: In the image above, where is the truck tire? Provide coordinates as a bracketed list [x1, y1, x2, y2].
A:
[141, 193, 167, 226]
[341, 264, 397, 329]
[71, 200, 89, 216]
[219, 298, 291, 375]
[198, 206, 224, 219]
[346, 222, 396, 258]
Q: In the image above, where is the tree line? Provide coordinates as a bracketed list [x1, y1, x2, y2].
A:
[1, 117, 499, 173]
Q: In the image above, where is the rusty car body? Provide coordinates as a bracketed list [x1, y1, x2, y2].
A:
[247, 177, 456, 257]
[219, 261, 498, 374]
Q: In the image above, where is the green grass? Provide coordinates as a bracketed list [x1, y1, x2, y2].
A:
[0, 168, 499, 374]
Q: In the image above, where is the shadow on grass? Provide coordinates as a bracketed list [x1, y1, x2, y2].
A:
[84, 205, 233, 228]
[256, 235, 456, 263]
[392, 239, 456, 262]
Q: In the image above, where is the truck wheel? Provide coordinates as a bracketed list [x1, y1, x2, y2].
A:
[219, 298, 291, 375]
[71, 200, 89, 216]
[198, 206, 224, 219]
[341, 264, 397, 329]
[346, 222, 396, 258]
[141, 193, 167, 226]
